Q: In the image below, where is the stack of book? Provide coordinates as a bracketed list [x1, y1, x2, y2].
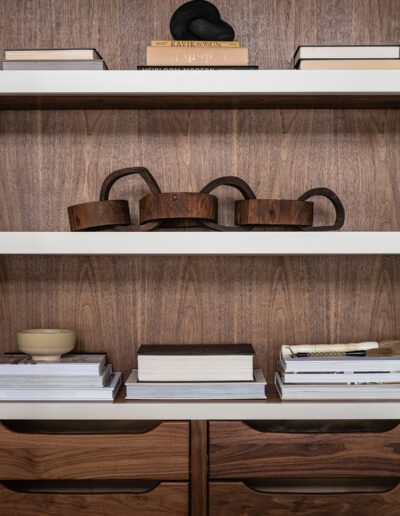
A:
[139, 40, 257, 70]
[294, 45, 400, 70]
[275, 341, 400, 400]
[0, 354, 121, 400]
[126, 344, 266, 399]
[2, 48, 107, 70]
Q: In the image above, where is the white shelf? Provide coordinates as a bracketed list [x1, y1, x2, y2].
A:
[0, 400, 398, 420]
[0, 232, 399, 255]
[1, 70, 400, 108]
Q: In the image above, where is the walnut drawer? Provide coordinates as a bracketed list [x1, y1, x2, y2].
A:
[209, 481, 400, 516]
[209, 420, 400, 478]
[0, 421, 189, 480]
[0, 481, 188, 516]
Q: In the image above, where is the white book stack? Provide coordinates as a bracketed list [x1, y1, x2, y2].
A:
[0, 354, 122, 401]
[126, 344, 267, 400]
[275, 342, 400, 400]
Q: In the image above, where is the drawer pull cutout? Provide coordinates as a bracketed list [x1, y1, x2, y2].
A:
[1, 480, 161, 494]
[243, 420, 400, 433]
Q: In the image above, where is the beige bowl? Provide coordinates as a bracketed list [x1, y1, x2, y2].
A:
[17, 329, 76, 362]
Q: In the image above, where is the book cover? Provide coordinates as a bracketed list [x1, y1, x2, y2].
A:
[137, 65, 258, 70]
[138, 344, 254, 355]
[146, 46, 248, 66]
[151, 40, 241, 48]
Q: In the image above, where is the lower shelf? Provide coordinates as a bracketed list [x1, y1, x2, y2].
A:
[0, 396, 399, 420]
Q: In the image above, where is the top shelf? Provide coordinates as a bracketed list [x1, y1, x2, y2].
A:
[2, 70, 400, 109]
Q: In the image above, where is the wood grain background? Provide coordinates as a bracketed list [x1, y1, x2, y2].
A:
[0, 0, 399, 382]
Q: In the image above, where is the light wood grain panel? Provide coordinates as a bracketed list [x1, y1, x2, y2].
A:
[0, 421, 189, 479]
[0, 255, 399, 383]
[0, 482, 188, 516]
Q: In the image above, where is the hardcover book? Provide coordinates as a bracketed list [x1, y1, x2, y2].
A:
[0, 372, 122, 401]
[146, 46, 248, 66]
[0, 354, 107, 375]
[294, 45, 400, 68]
[137, 344, 255, 382]
[2, 60, 107, 70]
[4, 48, 103, 61]
[299, 59, 400, 70]
[126, 369, 266, 399]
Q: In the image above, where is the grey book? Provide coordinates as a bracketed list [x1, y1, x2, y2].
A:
[275, 372, 400, 400]
[137, 344, 255, 382]
[125, 369, 266, 399]
[0, 372, 122, 401]
[2, 60, 107, 70]
[0, 354, 107, 375]
[0, 363, 112, 388]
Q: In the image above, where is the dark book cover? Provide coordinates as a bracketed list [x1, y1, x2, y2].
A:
[138, 344, 255, 356]
[137, 66, 258, 70]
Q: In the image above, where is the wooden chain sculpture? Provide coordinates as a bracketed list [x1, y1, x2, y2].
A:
[68, 167, 345, 232]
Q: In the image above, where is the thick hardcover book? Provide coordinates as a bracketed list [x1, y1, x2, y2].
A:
[137, 344, 255, 382]
[294, 45, 400, 68]
[2, 60, 107, 70]
[151, 40, 241, 48]
[137, 65, 258, 70]
[299, 59, 400, 70]
[126, 369, 266, 399]
[275, 372, 400, 400]
[0, 354, 107, 376]
[147, 46, 248, 66]
[4, 48, 103, 61]
[0, 372, 122, 401]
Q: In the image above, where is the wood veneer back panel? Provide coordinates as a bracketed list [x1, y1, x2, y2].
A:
[0, 0, 399, 380]
[0, 1, 400, 230]
[0, 255, 398, 381]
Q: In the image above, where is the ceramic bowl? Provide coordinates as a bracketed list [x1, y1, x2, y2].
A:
[17, 329, 76, 362]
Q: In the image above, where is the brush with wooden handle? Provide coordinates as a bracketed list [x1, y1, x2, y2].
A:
[282, 340, 400, 358]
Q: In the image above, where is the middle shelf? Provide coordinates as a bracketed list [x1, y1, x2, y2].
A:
[1, 232, 400, 255]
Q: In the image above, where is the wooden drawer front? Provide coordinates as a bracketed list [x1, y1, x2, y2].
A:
[209, 421, 400, 478]
[209, 481, 400, 516]
[0, 482, 188, 516]
[0, 421, 189, 480]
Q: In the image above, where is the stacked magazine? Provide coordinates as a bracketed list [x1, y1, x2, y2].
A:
[0, 354, 121, 401]
[126, 344, 267, 400]
[275, 341, 400, 400]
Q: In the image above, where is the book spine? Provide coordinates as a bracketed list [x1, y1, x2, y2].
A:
[151, 40, 241, 48]
[137, 66, 258, 70]
[146, 47, 248, 66]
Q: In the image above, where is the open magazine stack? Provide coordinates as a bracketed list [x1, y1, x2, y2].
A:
[126, 344, 267, 400]
[275, 341, 400, 400]
[0, 354, 121, 401]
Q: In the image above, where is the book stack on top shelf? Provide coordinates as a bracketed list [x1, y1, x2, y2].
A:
[275, 341, 400, 400]
[2, 48, 107, 70]
[0, 354, 121, 401]
[139, 40, 257, 70]
[125, 344, 266, 399]
[294, 45, 400, 70]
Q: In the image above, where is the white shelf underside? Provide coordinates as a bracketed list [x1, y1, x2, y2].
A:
[0, 232, 399, 255]
[0, 400, 398, 420]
